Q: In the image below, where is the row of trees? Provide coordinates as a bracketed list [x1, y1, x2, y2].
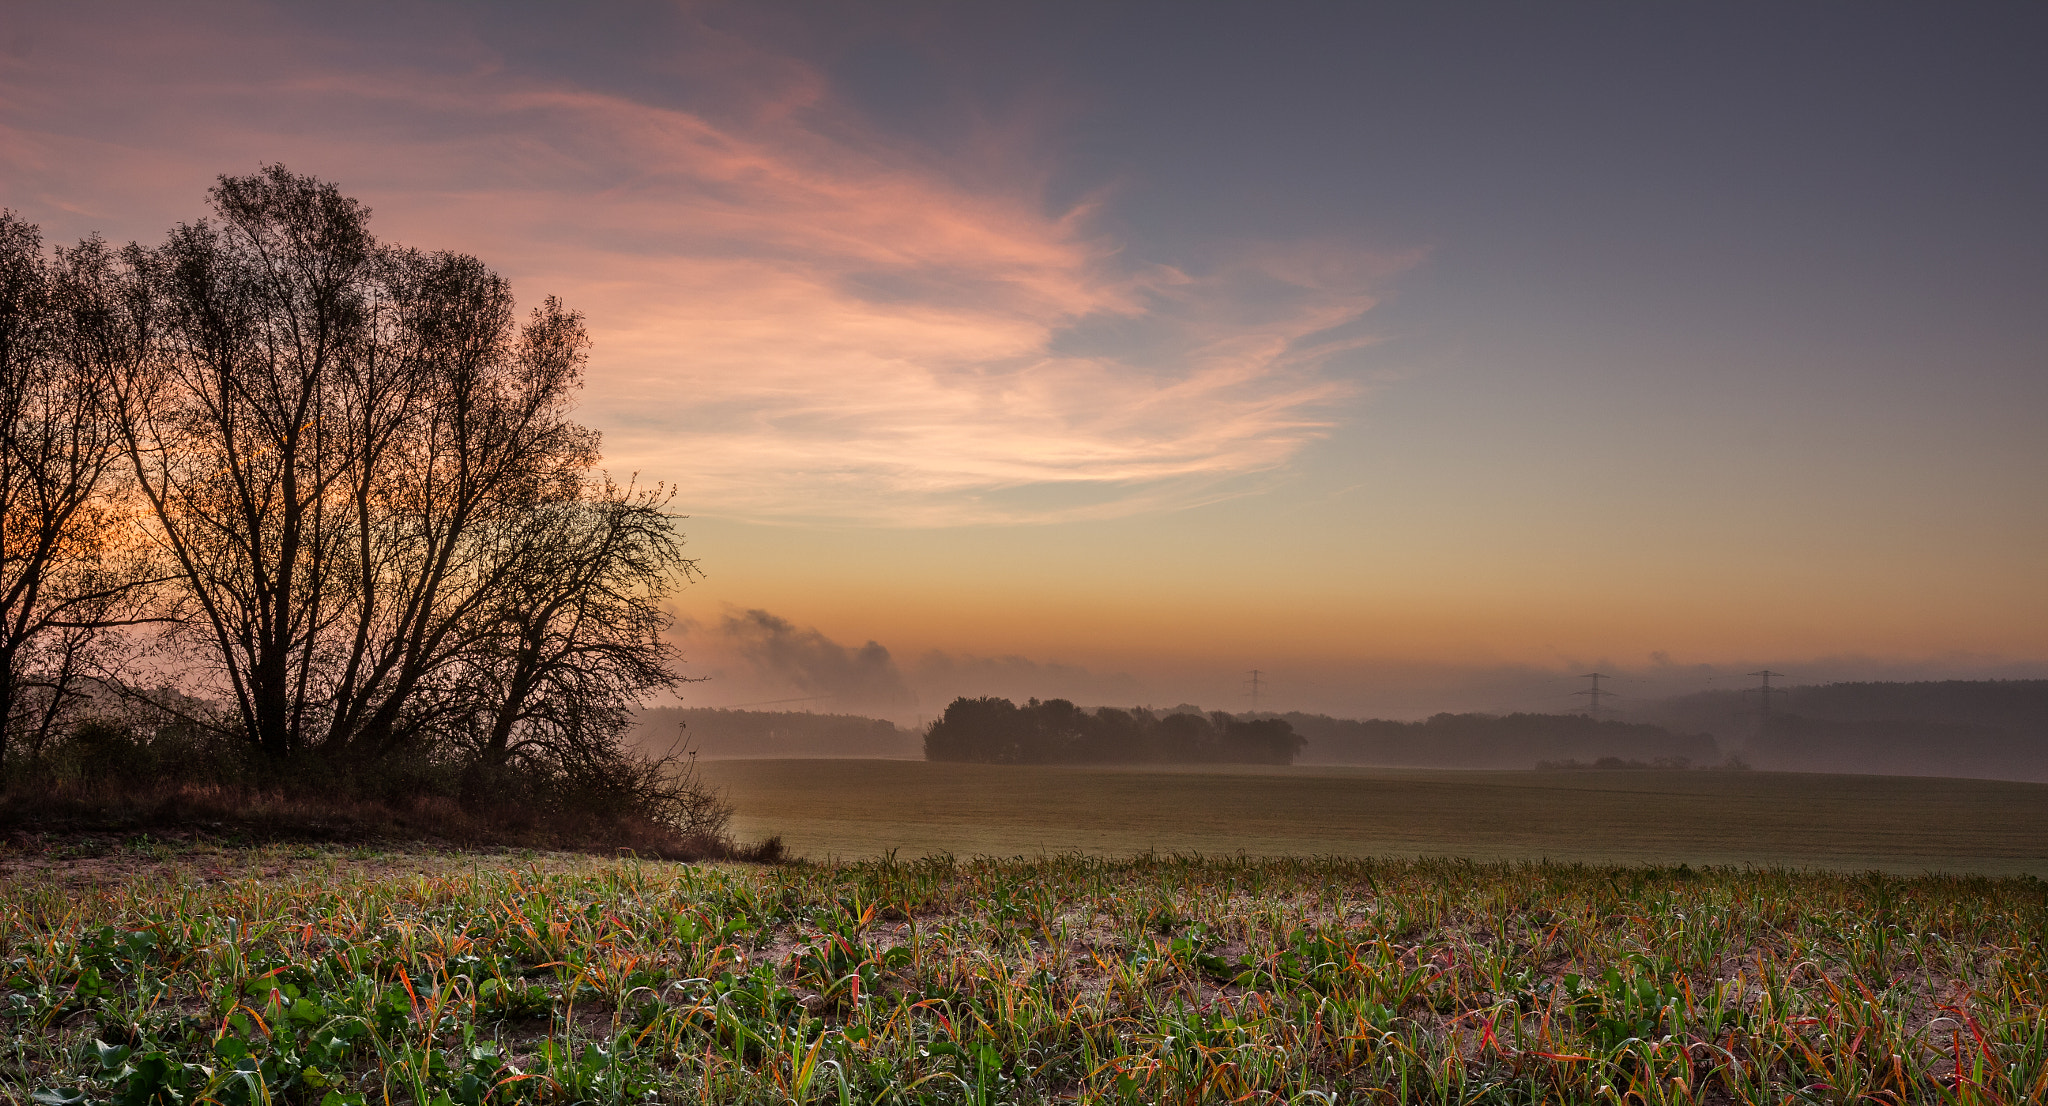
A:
[923, 697, 1305, 765]
[0, 168, 702, 826]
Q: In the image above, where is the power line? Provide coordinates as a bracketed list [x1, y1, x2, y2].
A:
[697, 694, 836, 710]
[1743, 670, 1788, 718]
[1573, 672, 1617, 718]
[1245, 669, 1264, 711]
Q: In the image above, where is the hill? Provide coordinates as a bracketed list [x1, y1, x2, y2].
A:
[1638, 679, 2048, 781]
[1279, 710, 1720, 769]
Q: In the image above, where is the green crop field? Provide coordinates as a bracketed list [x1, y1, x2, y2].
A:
[5, 763, 2045, 1103]
[702, 759, 2048, 876]
[3, 842, 2045, 1104]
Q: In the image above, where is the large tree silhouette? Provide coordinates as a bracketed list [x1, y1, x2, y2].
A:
[101, 167, 692, 770]
[0, 168, 701, 821]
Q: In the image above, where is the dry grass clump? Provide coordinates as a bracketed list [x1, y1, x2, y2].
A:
[0, 727, 770, 862]
[1, 849, 2041, 1103]
[0, 781, 756, 861]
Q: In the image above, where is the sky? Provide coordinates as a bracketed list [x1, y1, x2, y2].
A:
[5, 1, 2045, 722]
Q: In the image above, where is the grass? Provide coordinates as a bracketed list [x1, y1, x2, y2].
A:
[2, 839, 2046, 1104]
[4, 762, 2043, 1103]
[699, 760, 2048, 875]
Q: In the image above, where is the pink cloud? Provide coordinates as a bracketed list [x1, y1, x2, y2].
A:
[1, 3, 1417, 524]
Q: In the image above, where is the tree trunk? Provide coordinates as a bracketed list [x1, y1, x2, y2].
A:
[0, 655, 15, 788]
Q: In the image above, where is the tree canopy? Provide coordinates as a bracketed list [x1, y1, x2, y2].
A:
[0, 168, 708, 833]
[923, 696, 1304, 765]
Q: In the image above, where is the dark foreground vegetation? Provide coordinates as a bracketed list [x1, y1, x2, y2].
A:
[3, 844, 2044, 1105]
[924, 697, 1304, 765]
[0, 169, 721, 851]
[0, 746, 750, 861]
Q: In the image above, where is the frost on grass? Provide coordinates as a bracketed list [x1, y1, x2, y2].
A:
[2, 845, 2043, 1104]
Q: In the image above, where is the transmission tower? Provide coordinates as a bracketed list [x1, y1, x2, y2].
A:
[1574, 672, 1616, 718]
[1245, 669, 1265, 711]
[1744, 670, 1787, 718]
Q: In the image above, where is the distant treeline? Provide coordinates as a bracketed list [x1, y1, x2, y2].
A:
[1283, 711, 1719, 770]
[924, 698, 1304, 765]
[629, 680, 2048, 782]
[634, 709, 917, 759]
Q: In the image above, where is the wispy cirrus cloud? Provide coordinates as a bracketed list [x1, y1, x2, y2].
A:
[0, 2, 1417, 524]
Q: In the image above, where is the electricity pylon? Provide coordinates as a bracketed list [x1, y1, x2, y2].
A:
[1744, 670, 1787, 718]
[1574, 672, 1616, 718]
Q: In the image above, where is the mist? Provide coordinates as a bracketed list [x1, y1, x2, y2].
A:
[660, 611, 2048, 780]
[673, 612, 2047, 721]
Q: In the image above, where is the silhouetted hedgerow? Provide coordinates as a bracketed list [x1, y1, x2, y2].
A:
[923, 696, 1304, 764]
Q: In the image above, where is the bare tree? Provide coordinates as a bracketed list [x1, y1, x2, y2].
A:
[0, 167, 705, 842]
[0, 215, 157, 780]
[110, 171, 379, 759]
[315, 265, 601, 760]
[467, 477, 694, 773]
[105, 167, 694, 798]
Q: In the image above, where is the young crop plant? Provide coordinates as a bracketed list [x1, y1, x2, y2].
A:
[2, 842, 2044, 1104]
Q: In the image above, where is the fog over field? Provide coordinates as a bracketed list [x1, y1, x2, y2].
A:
[646, 675, 2048, 784]
[670, 606, 2048, 724]
[651, 607, 2048, 782]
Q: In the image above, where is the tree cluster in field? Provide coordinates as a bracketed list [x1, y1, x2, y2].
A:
[0, 168, 723, 843]
[923, 697, 1305, 765]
